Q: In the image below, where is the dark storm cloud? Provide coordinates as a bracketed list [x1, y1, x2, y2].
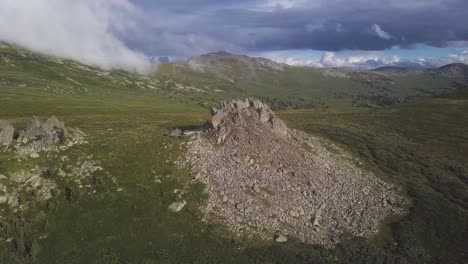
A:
[1, 0, 466, 71]
[132, 0, 468, 56]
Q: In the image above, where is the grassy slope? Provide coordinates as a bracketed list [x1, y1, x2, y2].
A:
[156, 56, 466, 110]
[0, 44, 467, 263]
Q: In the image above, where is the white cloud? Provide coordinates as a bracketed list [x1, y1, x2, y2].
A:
[369, 24, 394, 40]
[262, 50, 464, 69]
[267, 50, 468, 70]
[0, 0, 152, 73]
[283, 57, 323, 67]
[448, 50, 468, 64]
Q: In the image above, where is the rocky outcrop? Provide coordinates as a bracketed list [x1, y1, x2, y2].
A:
[208, 99, 288, 144]
[185, 99, 406, 247]
[0, 116, 87, 157]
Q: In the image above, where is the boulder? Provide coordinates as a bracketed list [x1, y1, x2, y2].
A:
[269, 117, 288, 136]
[252, 183, 260, 193]
[258, 108, 271, 123]
[313, 204, 326, 227]
[0, 120, 14, 147]
[275, 234, 288, 243]
[43, 116, 64, 133]
[233, 99, 250, 110]
[168, 201, 187, 212]
[24, 116, 43, 139]
[211, 109, 225, 128]
[170, 128, 183, 137]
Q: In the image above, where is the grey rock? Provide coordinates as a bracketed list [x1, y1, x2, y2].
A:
[207, 98, 289, 137]
[290, 211, 299, 218]
[24, 116, 43, 139]
[258, 108, 271, 123]
[234, 99, 250, 110]
[170, 128, 183, 137]
[0, 120, 15, 147]
[43, 116, 64, 133]
[168, 201, 187, 212]
[269, 117, 288, 136]
[313, 204, 326, 227]
[211, 109, 225, 128]
[275, 235, 288, 243]
[16, 130, 25, 143]
[252, 183, 260, 193]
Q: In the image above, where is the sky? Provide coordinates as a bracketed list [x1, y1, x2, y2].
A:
[0, 0, 467, 73]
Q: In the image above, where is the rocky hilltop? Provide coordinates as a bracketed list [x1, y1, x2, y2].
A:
[185, 99, 406, 246]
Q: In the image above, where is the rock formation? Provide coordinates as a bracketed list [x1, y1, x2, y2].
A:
[0, 116, 86, 157]
[208, 98, 288, 144]
[0, 116, 109, 212]
[185, 98, 406, 247]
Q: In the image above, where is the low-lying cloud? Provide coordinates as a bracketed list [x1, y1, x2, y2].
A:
[265, 50, 468, 69]
[0, 0, 152, 73]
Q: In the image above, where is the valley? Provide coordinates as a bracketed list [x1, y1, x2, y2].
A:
[0, 44, 467, 264]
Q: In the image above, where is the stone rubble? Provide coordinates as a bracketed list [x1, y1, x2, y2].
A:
[184, 98, 406, 247]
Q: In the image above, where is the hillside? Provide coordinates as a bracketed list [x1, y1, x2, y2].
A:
[156, 52, 468, 109]
[0, 44, 467, 264]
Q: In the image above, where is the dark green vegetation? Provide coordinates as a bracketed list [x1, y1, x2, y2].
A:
[0, 43, 467, 263]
